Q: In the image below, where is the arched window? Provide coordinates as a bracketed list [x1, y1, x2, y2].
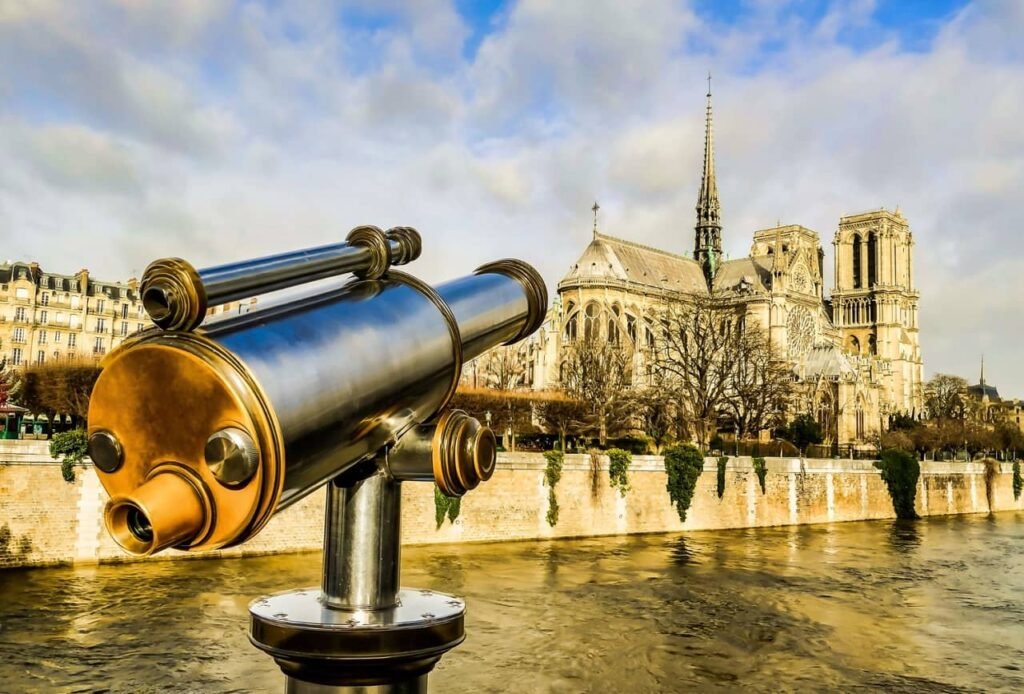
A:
[849, 335, 860, 354]
[607, 318, 619, 346]
[868, 334, 877, 355]
[867, 232, 878, 287]
[852, 234, 863, 288]
[565, 313, 578, 342]
[584, 303, 599, 341]
[626, 314, 637, 344]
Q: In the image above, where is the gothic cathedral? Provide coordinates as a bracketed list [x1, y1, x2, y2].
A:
[524, 83, 924, 446]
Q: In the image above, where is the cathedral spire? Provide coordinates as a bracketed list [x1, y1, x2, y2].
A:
[980, 354, 986, 386]
[694, 72, 723, 286]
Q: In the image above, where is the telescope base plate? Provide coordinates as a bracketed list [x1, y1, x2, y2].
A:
[249, 587, 465, 687]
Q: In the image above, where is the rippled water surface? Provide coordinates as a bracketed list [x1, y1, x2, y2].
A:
[2, 513, 1023, 693]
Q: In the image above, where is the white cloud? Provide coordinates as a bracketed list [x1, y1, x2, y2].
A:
[0, 1, 1022, 392]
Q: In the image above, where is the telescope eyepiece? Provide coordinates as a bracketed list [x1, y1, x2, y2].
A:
[126, 506, 153, 543]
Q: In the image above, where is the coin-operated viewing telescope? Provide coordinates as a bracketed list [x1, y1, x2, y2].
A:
[86, 225, 547, 693]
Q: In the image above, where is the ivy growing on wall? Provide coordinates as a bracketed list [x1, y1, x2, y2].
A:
[49, 429, 88, 484]
[716, 456, 728, 499]
[983, 459, 999, 512]
[433, 484, 461, 529]
[663, 444, 704, 523]
[752, 457, 768, 495]
[543, 450, 564, 526]
[1013, 461, 1022, 501]
[874, 449, 920, 519]
[607, 448, 632, 497]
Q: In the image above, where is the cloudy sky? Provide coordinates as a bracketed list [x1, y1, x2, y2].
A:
[1, 0, 1021, 391]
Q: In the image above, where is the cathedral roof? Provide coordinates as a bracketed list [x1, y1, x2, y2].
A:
[711, 256, 772, 295]
[802, 344, 856, 381]
[560, 233, 708, 294]
[968, 383, 1000, 401]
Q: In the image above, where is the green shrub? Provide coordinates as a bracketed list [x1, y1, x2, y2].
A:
[607, 448, 632, 497]
[1014, 461, 1022, 501]
[874, 449, 920, 519]
[50, 429, 89, 483]
[543, 450, 564, 526]
[752, 456, 768, 494]
[433, 484, 461, 528]
[716, 456, 728, 498]
[663, 444, 704, 523]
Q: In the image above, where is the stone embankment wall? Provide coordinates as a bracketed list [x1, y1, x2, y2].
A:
[1, 441, 1021, 569]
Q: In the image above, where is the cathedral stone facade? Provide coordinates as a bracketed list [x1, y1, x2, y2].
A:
[524, 85, 924, 447]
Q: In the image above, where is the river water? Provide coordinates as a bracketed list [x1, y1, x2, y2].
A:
[1, 513, 1023, 693]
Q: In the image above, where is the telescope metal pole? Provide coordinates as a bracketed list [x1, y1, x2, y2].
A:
[283, 463, 422, 694]
[255, 450, 464, 693]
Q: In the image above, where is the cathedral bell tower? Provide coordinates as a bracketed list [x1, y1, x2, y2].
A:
[694, 74, 722, 286]
[832, 209, 923, 413]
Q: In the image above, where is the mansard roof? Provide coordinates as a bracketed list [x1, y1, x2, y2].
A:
[559, 232, 708, 295]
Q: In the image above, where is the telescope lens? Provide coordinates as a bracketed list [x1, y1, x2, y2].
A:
[126, 506, 154, 543]
[142, 286, 171, 322]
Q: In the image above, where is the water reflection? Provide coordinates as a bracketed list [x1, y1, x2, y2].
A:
[0, 513, 1022, 692]
[887, 518, 923, 551]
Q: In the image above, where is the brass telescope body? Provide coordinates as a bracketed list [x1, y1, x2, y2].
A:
[85, 225, 547, 691]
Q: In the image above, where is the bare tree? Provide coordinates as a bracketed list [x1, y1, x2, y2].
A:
[627, 385, 676, 453]
[460, 344, 531, 450]
[535, 391, 589, 452]
[723, 328, 793, 438]
[652, 293, 740, 451]
[924, 374, 968, 420]
[561, 336, 631, 445]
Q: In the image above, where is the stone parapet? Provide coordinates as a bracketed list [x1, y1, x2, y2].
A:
[1, 448, 1021, 569]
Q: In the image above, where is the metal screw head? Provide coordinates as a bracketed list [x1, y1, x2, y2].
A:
[204, 427, 258, 487]
[88, 430, 123, 473]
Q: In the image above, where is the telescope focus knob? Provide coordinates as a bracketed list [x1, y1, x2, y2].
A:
[387, 409, 496, 497]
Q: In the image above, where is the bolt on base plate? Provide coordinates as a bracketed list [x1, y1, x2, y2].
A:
[250, 587, 465, 688]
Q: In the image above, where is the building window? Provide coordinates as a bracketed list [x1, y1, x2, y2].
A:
[52, 351, 60, 362]
[852, 234, 862, 289]
[584, 304, 598, 341]
[15, 287, 28, 300]
[564, 314, 578, 342]
[68, 333, 77, 348]
[136, 322, 144, 333]
[11, 348, 22, 366]
[54, 332, 62, 344]
[36, 350, 45, 365]
[867, 232, 878, 287]
[12, 328, 26, 344]
[40, 292, 49, 306]
[71, 295, 81, 309]
[96, 299, 106, 312]
[93, 337, 105, 355]
[121, 304, 129, 319]
[120, 322, 128, 336]
[96, 318, 106, 333]
[39, 330, 47, 344]
[626, 315, 637, 344]
[39, 310, 47, 324]
[14, 307, 27, 322]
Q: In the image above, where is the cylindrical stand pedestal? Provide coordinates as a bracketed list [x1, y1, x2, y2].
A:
[250, 458, 465, 692]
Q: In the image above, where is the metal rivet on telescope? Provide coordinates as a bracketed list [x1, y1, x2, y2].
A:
[88, 430, 123, 473]
[204, 427, 259, 487]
